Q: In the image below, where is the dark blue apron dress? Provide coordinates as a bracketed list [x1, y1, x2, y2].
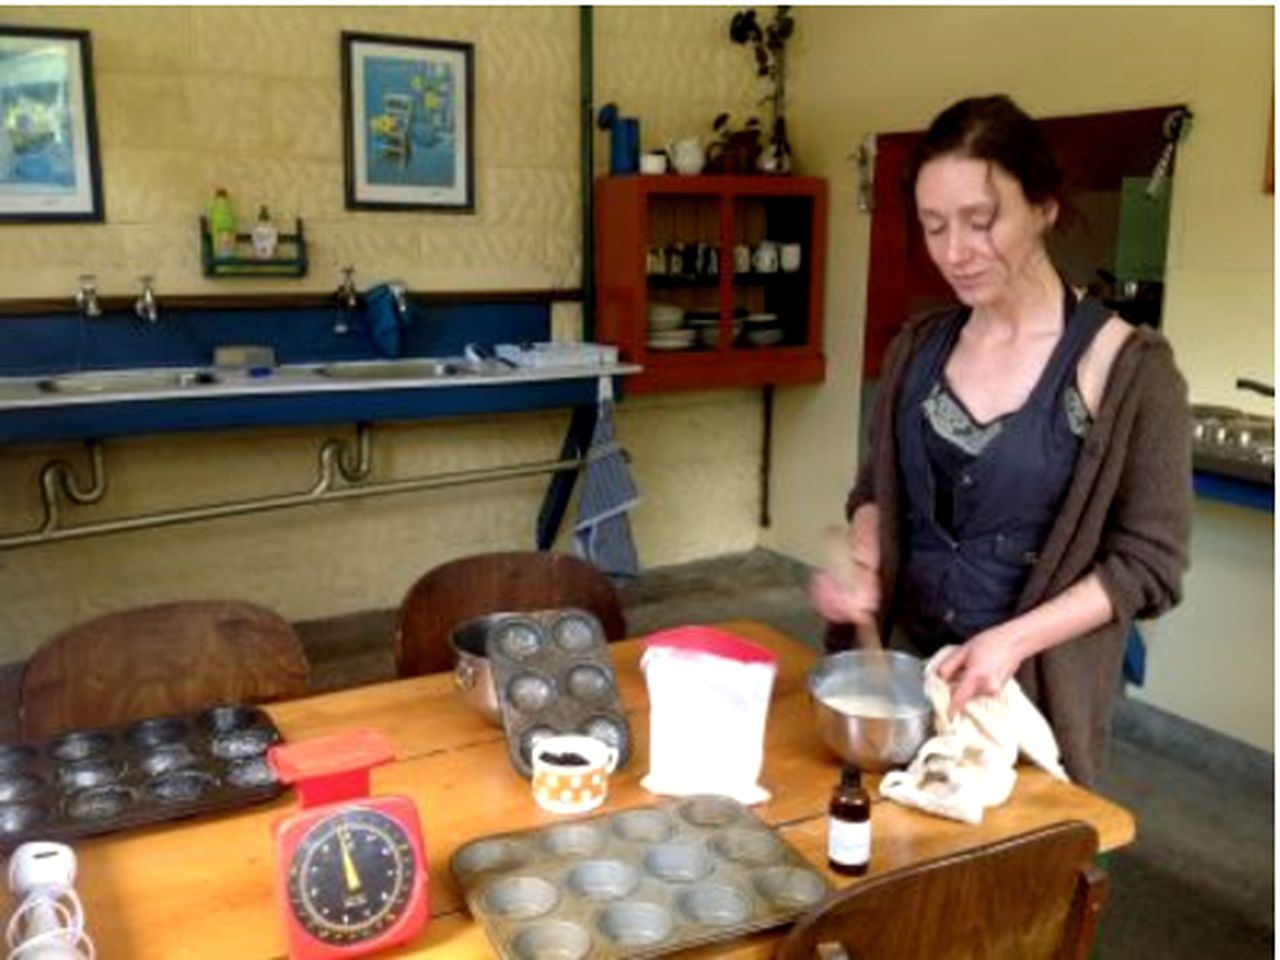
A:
[893, 290, 1110, 656]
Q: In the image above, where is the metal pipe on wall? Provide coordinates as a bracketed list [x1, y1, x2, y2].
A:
[0, 427, 621, 550]
[579, 6, 595, 340]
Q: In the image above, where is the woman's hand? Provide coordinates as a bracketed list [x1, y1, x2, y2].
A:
[809, 565, 880, 626]
[934, 627, 1024, 716]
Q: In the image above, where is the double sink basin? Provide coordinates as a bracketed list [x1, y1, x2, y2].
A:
[35, 358, 472, 396]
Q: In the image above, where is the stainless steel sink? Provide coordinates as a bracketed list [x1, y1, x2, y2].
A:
[316, 359, 464, 380]
[37, 369, 220, 394]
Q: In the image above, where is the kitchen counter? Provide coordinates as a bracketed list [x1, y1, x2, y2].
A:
[0, 358, 642, 444]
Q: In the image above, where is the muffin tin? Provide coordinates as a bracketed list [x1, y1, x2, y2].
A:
[485, 609, 632, 779]
[452, 794, 832, 959]
[0, 703, 284, 850]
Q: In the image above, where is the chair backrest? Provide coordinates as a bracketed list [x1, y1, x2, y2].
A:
[20, 600, 310, 741]
[775, 820, 1108, 960]
[394, 551, 626, 677]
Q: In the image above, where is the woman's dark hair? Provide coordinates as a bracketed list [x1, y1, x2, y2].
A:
[903, 95, 1064, 220]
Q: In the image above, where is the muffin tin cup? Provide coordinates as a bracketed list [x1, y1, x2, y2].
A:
[484, 609, 632, 779]
[0, 703, 284, 850]
[452, 795, 833, 959]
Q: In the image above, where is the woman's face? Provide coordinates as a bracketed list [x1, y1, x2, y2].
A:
[914, 153, 1057, 307]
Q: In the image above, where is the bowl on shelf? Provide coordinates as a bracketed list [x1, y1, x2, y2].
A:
[647, 302, 685, 332]
[745, 327, 785, 347]
[695, 319, 745, 348]
[808, 650, 933, 772]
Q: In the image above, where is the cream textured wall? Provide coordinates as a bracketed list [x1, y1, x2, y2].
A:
[0, 7, 766, 659]
[769, 3, 1274, 561]
[765, 6, 1274, 745]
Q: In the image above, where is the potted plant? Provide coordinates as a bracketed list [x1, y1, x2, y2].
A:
[729, 6, 796, 173]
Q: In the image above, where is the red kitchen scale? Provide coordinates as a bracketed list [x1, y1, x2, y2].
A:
[268, 729, 430, 960]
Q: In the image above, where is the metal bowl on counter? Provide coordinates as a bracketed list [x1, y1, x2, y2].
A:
[450, 614, 508, 726]
[808, 650, 934, 772]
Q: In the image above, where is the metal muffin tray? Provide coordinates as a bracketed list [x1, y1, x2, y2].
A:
[452, 794, 832, 959]
[485, 609, 632, 778]
[0, 703, 284, 850]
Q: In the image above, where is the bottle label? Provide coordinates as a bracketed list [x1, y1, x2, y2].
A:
[828, 818, 870, 867]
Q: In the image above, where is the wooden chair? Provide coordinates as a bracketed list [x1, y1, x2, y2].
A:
[394, 551, 626, 677]
[775, 820, 1109, 960]
[20, 600, 310, 740]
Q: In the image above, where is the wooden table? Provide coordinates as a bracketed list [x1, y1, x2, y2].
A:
[27, 622, 1135, 958]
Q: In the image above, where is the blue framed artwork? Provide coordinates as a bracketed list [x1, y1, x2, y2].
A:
[341, 32, 475, 213]
[0, 26, 103, 222]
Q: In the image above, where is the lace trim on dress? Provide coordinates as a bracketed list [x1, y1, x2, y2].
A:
[923, 381, 1092, 455]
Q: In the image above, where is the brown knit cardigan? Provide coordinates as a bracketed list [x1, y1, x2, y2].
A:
[845, 310, 1193, 786]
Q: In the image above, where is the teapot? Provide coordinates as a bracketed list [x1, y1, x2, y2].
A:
[667, 136, 706, 176]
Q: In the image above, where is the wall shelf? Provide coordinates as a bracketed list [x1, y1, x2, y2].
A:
[199, 216, 308, 278]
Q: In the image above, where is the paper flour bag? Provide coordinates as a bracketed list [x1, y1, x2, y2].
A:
[640, 626, 778, 805]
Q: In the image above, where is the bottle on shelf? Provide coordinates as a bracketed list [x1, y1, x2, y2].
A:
[208, 188, 238, 260]
[828, 765, 871, 876]
[251, 205, 279, 260]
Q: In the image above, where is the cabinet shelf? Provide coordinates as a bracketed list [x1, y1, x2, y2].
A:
[596, 175, 828, 393]
[199, 216, 308, 278]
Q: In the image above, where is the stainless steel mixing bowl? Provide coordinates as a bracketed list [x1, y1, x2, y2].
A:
[808, 650, 933, 772]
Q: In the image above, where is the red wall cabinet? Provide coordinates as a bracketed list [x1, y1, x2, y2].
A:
[594, 175, 827, 393]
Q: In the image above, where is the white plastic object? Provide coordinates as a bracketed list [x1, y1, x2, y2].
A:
[640, 626, 778, 805]
[493, 342, 619, 369]
[6, 843, 94, 960]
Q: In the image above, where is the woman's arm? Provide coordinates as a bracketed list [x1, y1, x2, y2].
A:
[936, 572, 1114, 713]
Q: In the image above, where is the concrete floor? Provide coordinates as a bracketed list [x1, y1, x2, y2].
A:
[295, 547, 1274, 958]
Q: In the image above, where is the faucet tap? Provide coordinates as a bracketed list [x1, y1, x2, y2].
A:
[334, 266, 357, 335]
[74, 275, 101, 319]
[336, 267, 358, 310]
[388, 280, 408, 318]
[134, 275, 159, 324]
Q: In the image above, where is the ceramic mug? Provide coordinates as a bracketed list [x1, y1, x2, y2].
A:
[780, 242, 802, 273]
[640, 151, 668, 175]
[732, 244, 753, 274]
[531, 734, 619, 815]
[753, 240, 779, 274]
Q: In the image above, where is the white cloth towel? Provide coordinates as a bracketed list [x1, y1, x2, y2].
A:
[573, 378, 640, 580]
[880, 645, 1068, 824]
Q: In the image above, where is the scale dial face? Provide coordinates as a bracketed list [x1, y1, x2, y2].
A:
[286, 806, 417, 947]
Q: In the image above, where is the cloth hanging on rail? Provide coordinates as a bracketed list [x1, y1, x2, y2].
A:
[573, 377, 640, 580]
[363, 284, 405, 358]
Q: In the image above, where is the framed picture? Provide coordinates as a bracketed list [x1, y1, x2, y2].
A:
[0, 26, 103, 223]
[341, 32, 475, 213]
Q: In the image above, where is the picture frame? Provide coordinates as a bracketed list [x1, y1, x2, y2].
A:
[341, 32, 475, 213]
[0, 26, 103, 223]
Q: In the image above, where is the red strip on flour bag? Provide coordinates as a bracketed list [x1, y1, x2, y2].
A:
[639, 626, 778, 804]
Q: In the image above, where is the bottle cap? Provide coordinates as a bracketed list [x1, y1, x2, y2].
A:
[258, 205, 270, 220]
[840, 766, 862, 788]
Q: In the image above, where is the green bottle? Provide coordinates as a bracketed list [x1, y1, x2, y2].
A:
[209, 188, 237, 259]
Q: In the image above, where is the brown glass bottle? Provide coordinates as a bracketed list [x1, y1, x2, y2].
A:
[828, 765, 871, 876]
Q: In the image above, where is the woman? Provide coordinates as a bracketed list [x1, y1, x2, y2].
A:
[812, 95, 1192, 785]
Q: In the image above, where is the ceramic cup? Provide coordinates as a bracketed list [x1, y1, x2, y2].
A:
[732, 244, 753, 274]
[753, 240, 779, 274]
[780, 242, 802, 273]
[640, 151, 668, 175]
[531, 734, 619, 815]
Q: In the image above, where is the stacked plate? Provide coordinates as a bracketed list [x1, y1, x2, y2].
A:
[647, 329, 697, 351]
[647, 302, 693, 351]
